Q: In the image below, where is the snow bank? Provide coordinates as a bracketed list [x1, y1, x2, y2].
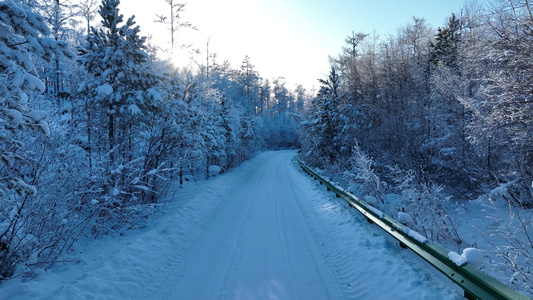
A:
[208, 165, 221, 176]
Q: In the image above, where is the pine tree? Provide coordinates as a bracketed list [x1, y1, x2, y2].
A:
[78, 0, 161, 171]
[303, 67, 343, 164]
[426, 13, 473, 188]
[37, 0, 80, 101]
[238, 55, 259, 111]
[430, 14, 461, 68]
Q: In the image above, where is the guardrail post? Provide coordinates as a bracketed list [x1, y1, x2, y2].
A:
[464, 291, 476, 300]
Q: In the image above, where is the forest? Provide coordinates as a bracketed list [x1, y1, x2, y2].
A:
[299, 0, 533, 291]
[0, 0, 302, 280]
[0, 0, 531, 294]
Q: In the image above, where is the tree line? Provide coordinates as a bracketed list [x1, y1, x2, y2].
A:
[301, 0, 533, 208]
[0, 0, 304, 279]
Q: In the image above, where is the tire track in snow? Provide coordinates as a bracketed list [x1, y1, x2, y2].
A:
[280, 159, 341, 300]
[169, 151, 342, 300]
[149, 161, 263, 299]
[217, 167, 268, 299]
[274, 160, 298, 299]
[287, 157, 462, 300]
[158, 165, 265, 299]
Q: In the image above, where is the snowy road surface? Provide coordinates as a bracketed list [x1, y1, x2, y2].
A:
[1, 150, 462, 300]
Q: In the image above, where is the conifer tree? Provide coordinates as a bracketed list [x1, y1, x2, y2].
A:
[303, 67, 343, 164]
[78, 0, 161, 170]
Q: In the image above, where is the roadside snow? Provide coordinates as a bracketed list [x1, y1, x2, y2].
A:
[398, 212, 414, 226]
[0, 151, 462, 300]
[364, 195, 378, 206]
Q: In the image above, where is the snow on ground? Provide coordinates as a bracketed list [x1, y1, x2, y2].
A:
[452, 196, 533, 296]
[0, 150, 463, 299]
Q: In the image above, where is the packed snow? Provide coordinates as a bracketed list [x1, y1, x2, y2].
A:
[0, 151, 462, 299]
[448, 248, 483, 268]
[96, 83, 113, 96]
[364, 195, 378, 206]
[402, 227, 429, 244]
[366, 205, 385, 218]
[398, 212, 414, 226]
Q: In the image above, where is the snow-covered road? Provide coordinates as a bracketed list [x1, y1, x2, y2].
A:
[1, 151, 462, 299]
[155, 150, 339, 299]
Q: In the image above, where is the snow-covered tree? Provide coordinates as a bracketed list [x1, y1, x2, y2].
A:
[0, 0, 74, 278]
[469, 0, 533, 205]
[0, 0, 73, 197]
[37, 0, 80, 100]
[238, 55, 260, 111]
[78, 0, 161, 174]
[425, 13, 475, 190]
[302, 67, 343, 164]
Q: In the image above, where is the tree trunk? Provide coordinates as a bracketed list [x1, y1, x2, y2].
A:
[108, 111, 115, 167]
[86, 99, 92, 173]
[206, 155, 210, 179]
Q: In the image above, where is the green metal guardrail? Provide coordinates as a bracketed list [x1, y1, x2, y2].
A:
[296, 157, 530, 300]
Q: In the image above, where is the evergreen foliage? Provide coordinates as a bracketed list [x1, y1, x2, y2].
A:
[0, 0, 300, 280]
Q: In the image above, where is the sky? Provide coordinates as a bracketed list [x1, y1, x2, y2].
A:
[119, 0, 468, 91]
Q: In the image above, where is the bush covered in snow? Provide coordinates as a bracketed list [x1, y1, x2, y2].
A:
[0, 0, 74, 279]
[387, 165, 462, 245]
[481, 192, 533, 291]
[342, 144, 385, 205]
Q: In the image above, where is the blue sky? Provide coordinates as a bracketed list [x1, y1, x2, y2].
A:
[121, 0, 468, 90]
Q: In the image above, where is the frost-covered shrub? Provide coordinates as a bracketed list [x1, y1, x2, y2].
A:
[388, 165, 462, 245]
[343, 145, 385, 204]
[482, 187, 533, 291]
[0, 1, 74, 279]
[0, 130, 99, 279]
